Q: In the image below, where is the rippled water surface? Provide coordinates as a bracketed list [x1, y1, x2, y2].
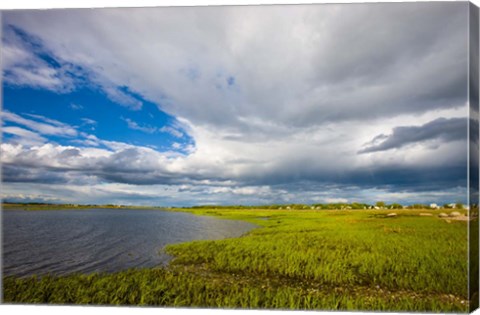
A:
[3, 208, 256, 277]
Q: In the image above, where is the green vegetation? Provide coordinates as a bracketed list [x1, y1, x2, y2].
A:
[375, 201, 386, 208]
[3, 208, 472, 312]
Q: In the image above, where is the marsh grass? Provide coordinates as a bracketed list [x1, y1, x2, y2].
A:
[3, 208, 471, 312]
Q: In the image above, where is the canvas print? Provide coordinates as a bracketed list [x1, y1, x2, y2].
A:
[1, 1, 479, 313]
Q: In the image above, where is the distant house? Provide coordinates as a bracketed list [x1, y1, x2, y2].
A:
[430, 203, 439, 209]
[374, 206, 380, 210]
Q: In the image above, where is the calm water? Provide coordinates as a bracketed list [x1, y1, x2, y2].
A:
[3, 208, 256, 277]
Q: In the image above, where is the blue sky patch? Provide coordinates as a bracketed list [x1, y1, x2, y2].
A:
[3, 85, 194, 154]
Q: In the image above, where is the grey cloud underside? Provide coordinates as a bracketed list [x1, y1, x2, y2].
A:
[359, 118, 468, 153]
[2, 163, 468, 207]
[2, 165, 69, 185]
[2, 151, 467, 193]
[238, 163, 467, 192]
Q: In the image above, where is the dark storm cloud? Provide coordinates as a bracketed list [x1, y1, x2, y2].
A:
[359, 118, 467, 154]
[343, 165, 467, 192]
[241, 163, 467, 193]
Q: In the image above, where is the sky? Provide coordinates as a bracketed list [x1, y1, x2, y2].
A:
[0, 2, 472, 206]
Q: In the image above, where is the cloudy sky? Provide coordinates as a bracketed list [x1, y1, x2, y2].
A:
[1, 2, 472, 206]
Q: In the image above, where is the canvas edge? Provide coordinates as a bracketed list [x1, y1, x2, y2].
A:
[469, 1, 480, 313]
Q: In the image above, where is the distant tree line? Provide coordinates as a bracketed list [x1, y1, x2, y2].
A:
[189, 201, 468, 210]
[4, 201, 471, 211]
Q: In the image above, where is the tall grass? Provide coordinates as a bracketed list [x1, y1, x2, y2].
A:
[167, 210, 467, 294]
[3, 208, 471, 312]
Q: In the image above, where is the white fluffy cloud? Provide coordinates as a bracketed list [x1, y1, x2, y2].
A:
[2, 111, 78, 137]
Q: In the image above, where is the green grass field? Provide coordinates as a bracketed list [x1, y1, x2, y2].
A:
[3, 208, 472, 312]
